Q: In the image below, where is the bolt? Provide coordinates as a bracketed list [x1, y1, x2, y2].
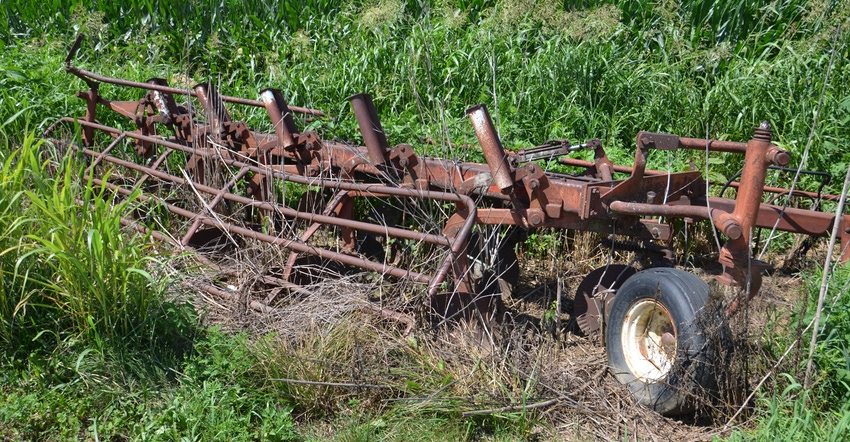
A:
[753, 121, 773, 142]
[651, 227, 660, 239]
[529, 179, 540, 191]
[529, 212, 543, 226]
[646, 191, 656, 204]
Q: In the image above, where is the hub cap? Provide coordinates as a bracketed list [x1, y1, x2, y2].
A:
[621, 299, 677, 382]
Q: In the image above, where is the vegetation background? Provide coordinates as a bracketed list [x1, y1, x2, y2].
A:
[0, 0, 848, 440]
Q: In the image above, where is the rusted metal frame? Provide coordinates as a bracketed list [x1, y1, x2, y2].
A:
[607, 196, 850, 260]
[78, 86, 99, 146]
[188, 145, 479, 299]
[713, 126, 786, 311]
[77, 144, 453, 247]
[640, 133, 792, 165]
[560, 149, 838, 203]
[720, 127, 777, 254]
[180, 166, 252, 246]
[677, 136, 756, 154]
[71, 120, 478, 296]
[130, 148, 175, 194]
[598, 131, 728, 206]
[83, 133, 126, 176]
[282, 190, 350, 282]
[324, 141, 494, 193]
[323, 130, 693, 237]
[146, 78, 183, 125]
[194, 83, 232, 137]
[466, 105, 515, 195]
[89, 95, 143, 121]
[65, 64, 326, 117]
[700, 196, 850, 248]
[260, 88, 299, 149]
[510, 139, 579, 164]
[349, 94, 390, 166]
[597, 171, 704, 209]
[608, 200, 741, 241]
[116, 213, 414, 327]
[596, 132, 656, 204]
[472, 207, 671, 241]
[88, 172, 434, 284]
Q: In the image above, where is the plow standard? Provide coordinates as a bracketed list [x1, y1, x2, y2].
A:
[47, 35, 850, 415]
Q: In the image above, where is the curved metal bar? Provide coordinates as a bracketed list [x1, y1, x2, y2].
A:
[68, 119, 478, 296]
[65, 65, 327, 117]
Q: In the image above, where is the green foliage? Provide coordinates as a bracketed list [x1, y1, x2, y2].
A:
[135, 331, 297, 441]
[0, 134, 39, 347]
[2, 0, 846, 193]
[1, 0, 850, 439]
[807, 263, 850, 403]
[724, 376, 850, 441]
[0, 133, 196, 361]
[0, 330, 297, 441]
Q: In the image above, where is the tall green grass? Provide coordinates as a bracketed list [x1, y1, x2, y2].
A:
[725, 379, 850, 441]
[0, 135, 41, 347]
[3, 1, 847, 192]
[0, 116, 197, 364]
[807, 263, 850, 404]
[1, 1, 849, 439]
[0, 124, 298, 439]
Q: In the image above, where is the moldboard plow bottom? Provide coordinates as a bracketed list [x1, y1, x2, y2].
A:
[46, 34, 850, 416]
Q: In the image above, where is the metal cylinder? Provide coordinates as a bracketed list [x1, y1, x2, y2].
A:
[348, 93, 389, 165]
[466, 104, 514, 194]
[731, 122, 774, 246]
[193, 83, 231, 133]
[260, 88, 299, 148]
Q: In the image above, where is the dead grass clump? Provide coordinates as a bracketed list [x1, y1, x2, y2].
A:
[166, 201, 813, 442]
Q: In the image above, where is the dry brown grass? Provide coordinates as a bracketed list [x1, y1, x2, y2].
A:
[163, 224, 820, 440]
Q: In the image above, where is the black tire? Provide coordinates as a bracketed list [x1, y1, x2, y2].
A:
[605, 268, 717, 415]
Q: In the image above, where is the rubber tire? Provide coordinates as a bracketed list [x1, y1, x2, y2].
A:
[605, 268, 715, 416]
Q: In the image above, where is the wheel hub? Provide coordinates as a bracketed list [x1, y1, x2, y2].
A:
[622, 299, 677, 382]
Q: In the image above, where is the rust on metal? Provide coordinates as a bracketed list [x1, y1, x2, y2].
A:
[349, 93, 390, 165]
[48, 35, 850, 330]
[466, 104, 515, 194]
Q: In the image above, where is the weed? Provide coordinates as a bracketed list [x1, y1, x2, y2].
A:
[1, 1, 849, 440]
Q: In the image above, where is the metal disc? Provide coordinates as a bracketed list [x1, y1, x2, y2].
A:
[574, 264, 636, 337]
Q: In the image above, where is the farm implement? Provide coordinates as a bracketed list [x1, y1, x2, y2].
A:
[46, 35, 850, 415]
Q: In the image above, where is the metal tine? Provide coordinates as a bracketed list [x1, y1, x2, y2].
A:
[466, 104, 515, 195]
[181, 166, 252, 246]
[193, 82, 231, 136]
[348, 93, 389, 166]
[260, 88, 299, 149]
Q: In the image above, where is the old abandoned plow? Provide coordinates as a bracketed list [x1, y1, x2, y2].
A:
[46, 35, 850, 415]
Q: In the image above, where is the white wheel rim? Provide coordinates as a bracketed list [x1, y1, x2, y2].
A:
[621, 299, 677, 382]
